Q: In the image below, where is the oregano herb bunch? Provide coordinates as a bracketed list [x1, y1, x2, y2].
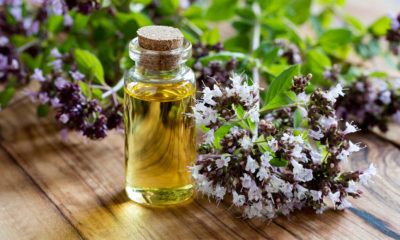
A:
[191, 67, 376, 219]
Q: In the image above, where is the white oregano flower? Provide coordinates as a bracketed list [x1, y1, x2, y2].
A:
[359, 163, 377, 185]
[308, 127, 324, 140]
[245, 155, 258, 173]
[291, 160, 313, 182]
[328, 191, 341, 206]
[323, 84, 344, 103]
[241, 135, 252, 150]
[232, 190, 246, 207]
[204, 129, 215, 145]
[343, 122, 359, 135]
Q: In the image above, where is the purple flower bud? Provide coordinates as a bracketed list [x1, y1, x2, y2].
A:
[0, 54, 8, 70]
[391, 19, 400, 31]
[393, 111, 400, 124]
[0, 37, 9, 47]
[48, 59, 63, 71]
[10, 59, 19, 69]
[30, 21, 39, 35]
[39, 92, 49, 104]
[10, 6, 22, 21]
[388, 12, 400, 30]
[52, 0, 64, 15]
[323, 70, 332, 79]
[64, 14, 73, 26]
[50, 97, 63, 108]
[179, 0, 190, 9]
[30, 0, 44, 4]
[379, 90, 391, 105]
[70, 71, 84, 81]
[59, 128, 69, 142]
[23, 17, 32, 30]
[50, 48, 62, 58]
[355, 82, 365, 91]
[59, 113, 69, 124]
[31, 68, 46, 82]
[55, 77, 68, 89]
[26, 90, 38, 103]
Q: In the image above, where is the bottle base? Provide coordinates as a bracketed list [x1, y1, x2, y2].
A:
[125, 184, 194, 206]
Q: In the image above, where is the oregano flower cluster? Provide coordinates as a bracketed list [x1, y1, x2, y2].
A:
[28, 48, 123, 140]
[191, 72, 376, 219]
[335, 75, 400, 132]
[387, 12, 400, 55]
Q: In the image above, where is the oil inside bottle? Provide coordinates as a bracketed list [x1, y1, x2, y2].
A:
[124, 79, 196, 206]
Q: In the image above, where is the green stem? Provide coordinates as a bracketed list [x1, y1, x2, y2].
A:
[251, 1, 261, 141]
[258, 103, 298, 114]
[182, 18, 203, 38]
[17, 39, 41, 53]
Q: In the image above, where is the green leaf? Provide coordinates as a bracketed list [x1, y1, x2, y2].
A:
[302, 49, 331, 85]
[256, 135, 269, 153]
[72, 13, 90, 32]
[92, 88, 103, 100]
[306, 49, 331, 71]
[258, 0, 291, 14]
[183, 5, 203, 18]
[79, 82, 90, 97]
[264, 65, 300, 105]
[319, 28, 352, 55]
[293, 130, 302, 136]
[48, 15, 64, 33]
[269, 157, 288, 167]
[261, 91, 297, 111]
[293, 107, 303, 129]
[344, 14, 364, 32]
[115, 12, 139, 39]
[131, 12, 152, 27]
[200, 126, 210, 132]
[199, 51, 246, 65]
[20, 53, 43, 71]
[305, 85, 315, 94]
[37, 104, 49, 118]
[0, 87, 15, 108]
[285, 0, 311, 25]
[369, 16, 391, 36]
[232, 20, 253, 33]
[367, 39, 381, 57]
[223, 35, 250, 53]
[201, 28, 220, 45]
[261, 47, 280, 66]
[159, 0, 180, 15]
[74, 49, 105, 85]
[235, 7, 256, 20]
[205, 0, 238, 21]
[132, 0, 152, 4]
[214, 125, 233, 149]
[370, 71, 388, 78]
[234, 104, 245, 119]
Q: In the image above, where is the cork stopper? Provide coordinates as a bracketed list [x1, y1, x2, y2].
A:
[137, 26, 184, 51]
[136, 26, 184, 71]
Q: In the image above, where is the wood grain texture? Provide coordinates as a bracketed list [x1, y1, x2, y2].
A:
[0, 144, 81, 240]
[0, 97, 400, 240]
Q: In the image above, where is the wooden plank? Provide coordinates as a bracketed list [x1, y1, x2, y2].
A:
[372, 124, 400, 147]
[1, 98, 400, 239]
[0, 145, 82, 239]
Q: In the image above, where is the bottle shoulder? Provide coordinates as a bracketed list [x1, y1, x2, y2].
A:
[125, 66, 196, 102]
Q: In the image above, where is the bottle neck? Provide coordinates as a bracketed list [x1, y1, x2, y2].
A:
[134, 64, 184, 80]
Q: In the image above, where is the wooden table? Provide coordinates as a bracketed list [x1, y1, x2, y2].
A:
[2, 1, 400, 239]
[0, 92, 400, 240]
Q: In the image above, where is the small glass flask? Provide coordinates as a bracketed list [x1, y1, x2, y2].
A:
[124, 26, 196, 206]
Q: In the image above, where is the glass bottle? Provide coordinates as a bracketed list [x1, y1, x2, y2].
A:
[124, 26, 196, 206]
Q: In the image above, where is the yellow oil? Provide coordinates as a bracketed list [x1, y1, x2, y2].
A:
[124, 79, 196, 206]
